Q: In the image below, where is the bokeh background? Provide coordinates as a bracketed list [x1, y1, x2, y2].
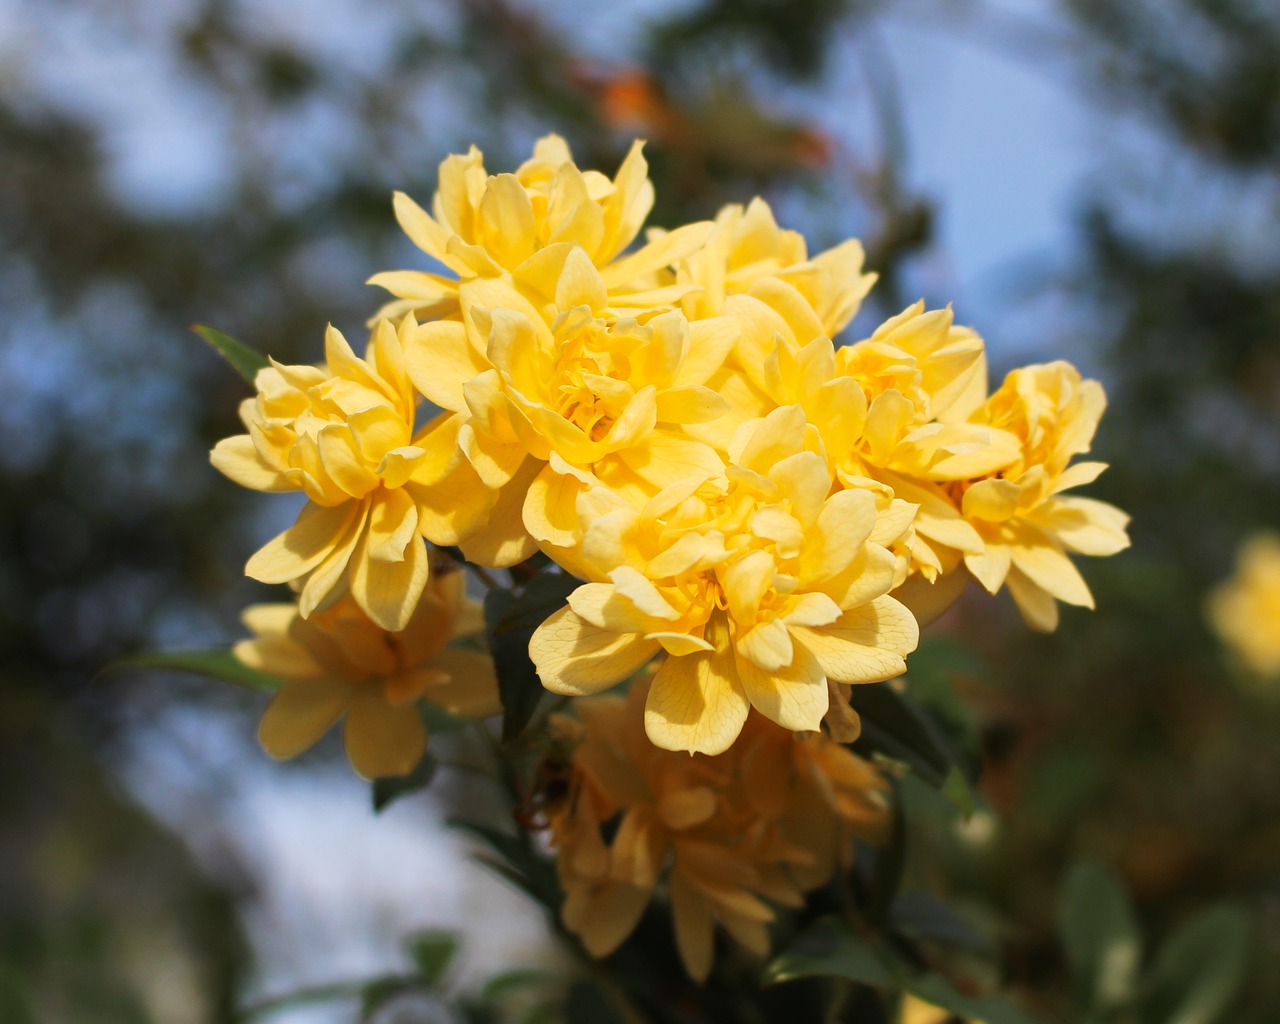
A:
[2, 0, 1279, 1021]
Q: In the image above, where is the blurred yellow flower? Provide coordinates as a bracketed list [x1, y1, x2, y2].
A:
[211, 318, 483, 630]
[1208, 532, 1280, 678]
[234, 566, 498, 780]
[370, 134, 711, 322]
[959, 361, 1130, 631]
[530, 405, 919, 755]
[541, 679, 890, 981]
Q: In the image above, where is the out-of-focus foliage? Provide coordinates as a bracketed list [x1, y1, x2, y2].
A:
[3, 0, 1279, 1020]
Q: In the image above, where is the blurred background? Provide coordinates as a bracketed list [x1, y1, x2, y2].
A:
[2, 0, 1279, 1020]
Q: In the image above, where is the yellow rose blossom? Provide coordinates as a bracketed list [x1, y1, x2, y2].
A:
[370, 134, 711, 322]
[540, 679, 890, 981]
[404, 251, 737, 568]
[211, 318, 489, 630]
[1207, 532, 1280, 678]
[530, 405, 920, 755]
[234, 565, 499, 780]
[958, 361, 1131, 631]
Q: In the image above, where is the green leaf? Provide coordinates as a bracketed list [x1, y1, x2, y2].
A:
[849, 682, 957, 788]
[492, 572, 579, 634]
[104, 649, 282, 693]
[1143, 904, 1251, 1024]
[761, 917, 898, 988]
[372, 751, 438, 813]
[484, 589, 547, 744]
[1059, 861, 1142, 1014]
[481, 969, 558, 1003]
[407, 930, 458, 987]
[890, 891, 994, 955]
[906, 973, 1035, 1024]
[194, 323, 269, 383]
[360, 975, 419, 1020]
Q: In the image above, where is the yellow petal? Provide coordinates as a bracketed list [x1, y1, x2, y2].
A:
[210, 434, 291, 492]
[1027, 496, 1131, 556]
[1005, 566, 1060, 632]
[343, 688, 427, 780]
[420, 649, 503, 717]
[644, 638, 749, 755]
[258, 676, 351, 760]
[246, 501, 360, 585]
[530, 607, 661, 696]
[1008, 526, 1095, 609]
[457, 458, 541, 568]
[405, 320, 489, 412]
[350, 531, 429, 631]
[736, 639, 828, 732]
[791, 597, 919, 683]
[669, 871, 715, 982]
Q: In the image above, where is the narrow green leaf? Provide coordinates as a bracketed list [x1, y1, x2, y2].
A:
[492, 572, 579, 634]
[407, 930, 458, 987]
[484, 588, 546, 744]
[1143, 904, 1251, 1024]
[906, 973, 1035, 1024]
[1059, 861, 1142, 1014]
[105, 649, 282, 693]
[193, 324, 269, 383]
[372, 751, 438, 813]
[761, 917, 898, 988]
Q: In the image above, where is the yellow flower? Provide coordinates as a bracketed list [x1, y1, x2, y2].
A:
[404, 252, 736, 568]
[370, 134, 711, 322]
[541, 679, 890, 981]
[670, 196, 877, 337]
[234, 565, 499, 780]
[211, 318, 487, 630]
[958, 361, 1130, 631]
[1207, 532, 1280, 678]
[530, 405, 919, 755]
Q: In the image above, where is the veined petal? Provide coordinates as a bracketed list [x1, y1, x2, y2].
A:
[531, 607, 660, 696]
[791, 596, 919, 683]
[655, 385, 730, 425]
[736, 617, 794, 671]
[736, 639, 828, 732]
[644, 629, 749, 755]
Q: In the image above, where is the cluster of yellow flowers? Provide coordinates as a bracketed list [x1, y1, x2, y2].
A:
[216, 134, 1129, 764]
[539, 678, 890, 981]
